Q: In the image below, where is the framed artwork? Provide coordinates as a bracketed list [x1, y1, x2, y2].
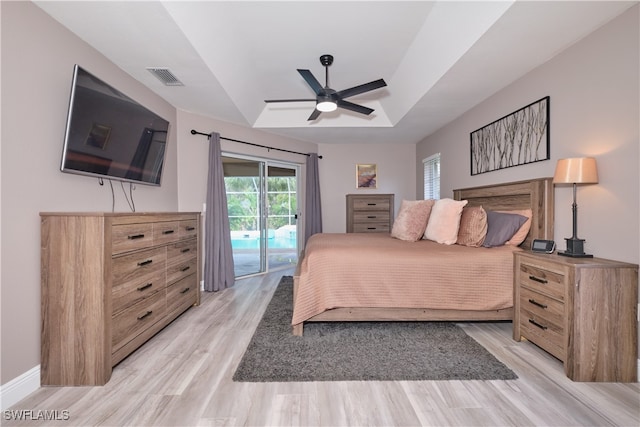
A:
[356, 163, 377, 189]
[470, 96, 550, 175]
[85, 123, 111, 150]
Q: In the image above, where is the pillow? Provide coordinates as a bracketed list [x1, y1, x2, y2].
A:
[456, 206, 487, 247]
[498, 209, 533, 246]
[423, 198, 468, 245]
[391, 199, 435, 241]
[482, 211, 528, 247]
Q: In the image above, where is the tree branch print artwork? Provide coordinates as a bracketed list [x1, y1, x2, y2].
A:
[470, 96, 550, 175]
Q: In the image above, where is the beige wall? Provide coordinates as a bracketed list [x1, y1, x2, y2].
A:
[416, 5, 639, 266]
[1, 2, 179, 384]
[318, 143, 416, 232]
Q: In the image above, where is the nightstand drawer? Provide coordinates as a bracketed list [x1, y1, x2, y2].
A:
[520, 287, 564, 326]
[520, 307, 566, 361]
[519, 262, 566, 301]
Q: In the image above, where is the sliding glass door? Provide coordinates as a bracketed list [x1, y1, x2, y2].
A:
[222, 155, 299, 278]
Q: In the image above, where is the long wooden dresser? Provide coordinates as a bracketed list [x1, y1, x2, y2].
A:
[40, 212, 201, 386]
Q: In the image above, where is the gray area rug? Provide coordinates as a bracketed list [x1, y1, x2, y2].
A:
[233, 276, 517, 382]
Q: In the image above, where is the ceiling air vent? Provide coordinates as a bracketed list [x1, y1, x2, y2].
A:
[146, 67, 183, 86]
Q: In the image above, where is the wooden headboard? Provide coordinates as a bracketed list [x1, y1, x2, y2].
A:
[453, 177, 554, 250]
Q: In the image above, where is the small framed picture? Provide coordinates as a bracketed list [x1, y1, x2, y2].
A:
[85, 123, 111, 150]
[356, 163, 377, 189]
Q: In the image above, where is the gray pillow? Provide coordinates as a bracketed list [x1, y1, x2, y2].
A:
[482, 211, 528, 247]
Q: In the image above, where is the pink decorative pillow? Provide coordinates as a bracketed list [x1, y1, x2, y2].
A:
[391, 199, 435, 241]
[423, 198, 468, 245]
[498, 209, 533, 246]
[456, 206, 487, 247]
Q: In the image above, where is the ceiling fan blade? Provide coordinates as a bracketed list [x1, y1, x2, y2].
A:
[337, 99, 374, 115]
[307, 108, 322, 121]
[264, 99, 315, 103]
[297, 69, 323, 95]
[336, 79, 387, 99]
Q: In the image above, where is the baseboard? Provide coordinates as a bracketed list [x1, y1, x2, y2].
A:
[0, 366, 40, 410]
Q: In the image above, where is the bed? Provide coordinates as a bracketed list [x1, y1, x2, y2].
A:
[292, 178, 554, 335]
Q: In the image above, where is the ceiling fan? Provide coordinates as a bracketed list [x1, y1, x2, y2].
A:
[264, 54, 387, 121]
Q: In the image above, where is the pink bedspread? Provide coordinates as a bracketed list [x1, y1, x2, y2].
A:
[292, 233, 520, 326]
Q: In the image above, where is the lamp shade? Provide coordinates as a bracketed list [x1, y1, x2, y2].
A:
[553, 157, 598, 184]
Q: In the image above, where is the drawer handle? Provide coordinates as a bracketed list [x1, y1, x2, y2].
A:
[529, 275, 548, 284]
[180, 287, 191, 294]
[162, 230, 175, 235]
[367, 216, 377, 219]
[181, 248, 191, 253]
[137, 259, 153, 267]
[367, 227, 376, 230]
[528, 319, 548, 330]
[137, 283, 153, 292]
[367, 203, 377, 206]
[180, 266, 191, 272]
[186, 226, 195, 231]
[528, 299, 547, 309]
[128, 234, 145, 240]
[137, 310, 153, 320]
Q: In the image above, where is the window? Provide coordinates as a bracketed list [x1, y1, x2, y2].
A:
[423, 153, 441, 199]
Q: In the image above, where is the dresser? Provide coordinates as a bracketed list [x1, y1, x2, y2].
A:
[40, 212, 201, 386]
[513, 251, 638, 382]
[346, 194, 394, 233]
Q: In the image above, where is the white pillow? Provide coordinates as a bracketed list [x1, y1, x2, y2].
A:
[423, 198, 468, 244]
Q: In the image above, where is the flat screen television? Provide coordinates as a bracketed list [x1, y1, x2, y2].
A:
[61, 64, 169, 186]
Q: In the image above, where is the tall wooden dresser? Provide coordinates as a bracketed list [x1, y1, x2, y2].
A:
[40, 212, 201, 386]
[346, 194, 394, 233]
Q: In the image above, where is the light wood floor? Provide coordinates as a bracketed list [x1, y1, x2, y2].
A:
[7, 268, 639, 426]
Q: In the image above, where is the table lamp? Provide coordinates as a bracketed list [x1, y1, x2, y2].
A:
[553, 157, 598, 257]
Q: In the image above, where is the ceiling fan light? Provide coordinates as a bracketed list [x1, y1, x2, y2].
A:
[316, 100, 337, 112]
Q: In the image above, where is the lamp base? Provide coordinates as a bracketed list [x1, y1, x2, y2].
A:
[558, 237, 593, 258]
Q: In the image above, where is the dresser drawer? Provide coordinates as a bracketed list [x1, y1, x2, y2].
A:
[520, 304, 566, 361]
[352, 223, 391, 233]
[167, 274, 197, 317]
[112, 269, 165, 315]
[112, 289, 166, 355]
[179, 220, 198, 239]
[519, 262, 566, 301]
[112, 247, 166, 288]
[153, 221, 181, 245]
[353, 212, 390, 223]
[352, 198, 391, 211]
[167, 239, 197, 265]
[112, 223, 154, 255]
[167, 255, 198, 285]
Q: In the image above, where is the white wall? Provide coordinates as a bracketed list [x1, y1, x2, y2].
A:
[1, 2, 179, 385]
[416, 5, 639, 265]
[318, 143, 416, 232]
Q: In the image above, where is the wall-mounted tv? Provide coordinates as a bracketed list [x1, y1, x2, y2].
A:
[61, 65, 169, 186]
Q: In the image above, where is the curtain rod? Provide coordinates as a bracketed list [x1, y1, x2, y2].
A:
[190, 129, 322, 159]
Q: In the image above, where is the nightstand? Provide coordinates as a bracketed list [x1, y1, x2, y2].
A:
[513, 251, 638, 382]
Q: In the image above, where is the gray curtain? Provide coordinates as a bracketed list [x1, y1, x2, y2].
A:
[304, 153, 322, 242]
[204, 132, 235, 292]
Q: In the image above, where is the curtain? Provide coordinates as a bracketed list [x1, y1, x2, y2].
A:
[304, 153, 322, 242]
[204, 132, 235, 292]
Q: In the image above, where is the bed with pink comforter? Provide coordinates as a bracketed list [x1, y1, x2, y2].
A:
[293, 233, 520, 328]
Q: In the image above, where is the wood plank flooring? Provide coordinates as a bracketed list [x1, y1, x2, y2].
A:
[6, 268, 639, 426]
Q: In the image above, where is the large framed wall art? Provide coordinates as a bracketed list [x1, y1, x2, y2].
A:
[470, 96, 550, 175]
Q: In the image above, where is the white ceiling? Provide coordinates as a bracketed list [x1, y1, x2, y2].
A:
[35, 1, 635, 146]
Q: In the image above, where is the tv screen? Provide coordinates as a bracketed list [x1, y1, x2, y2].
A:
[61, 65, 169, 186]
